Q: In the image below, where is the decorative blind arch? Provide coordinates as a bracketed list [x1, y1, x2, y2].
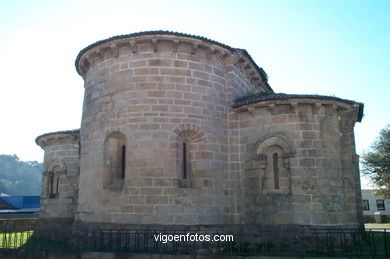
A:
[252, 133, 295, 194]
[253, 133, 295, 159]
[46, 159, 67, 173]
[172, 124, 206, 143]
[103, 131, 126, 189]
[45, 159, 67, 199]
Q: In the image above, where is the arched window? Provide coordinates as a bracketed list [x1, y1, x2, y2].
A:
[264, 145, 284, 192]
[49, 166, 60, 198]
[272, 152, 279, 189]
[173, 124, 205, 188]
[103, 131, 126, 189]
[177, 134, 193, 187]
[252, 134, 295, 195]
[182, 141, 188, 179]
[45, 159, 66, 199]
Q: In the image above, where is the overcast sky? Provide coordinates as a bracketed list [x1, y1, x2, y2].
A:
[0, 0, 389, 188]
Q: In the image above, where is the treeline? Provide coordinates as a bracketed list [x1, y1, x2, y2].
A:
[0, 154, 42, 195]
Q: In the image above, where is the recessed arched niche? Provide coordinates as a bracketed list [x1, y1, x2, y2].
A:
[252, 133, 295, 195]
[103, 131, 126, 190]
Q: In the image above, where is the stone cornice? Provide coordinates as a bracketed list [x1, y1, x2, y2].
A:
[233, 95, 363, 122]
[36, 129, 80, 149]
[75, 31, 271, 92]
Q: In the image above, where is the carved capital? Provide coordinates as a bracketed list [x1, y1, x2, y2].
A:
[253, 154, 267, 169]
[283, 158, 290, 169]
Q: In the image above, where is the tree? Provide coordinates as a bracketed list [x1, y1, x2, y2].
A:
[362, 125, 390, 198]
[0, 154, 42, 195]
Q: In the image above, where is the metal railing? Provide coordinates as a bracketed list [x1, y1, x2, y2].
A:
[1, 227, 390, 257]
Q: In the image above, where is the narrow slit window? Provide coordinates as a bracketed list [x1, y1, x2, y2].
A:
[48, 174, 54, 196]
[183, 142, 187, 179]
[121, 145, 126, 179]
[273, 153, 279, 189]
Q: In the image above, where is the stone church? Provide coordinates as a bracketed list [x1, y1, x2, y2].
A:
[36, 31, 364, 230]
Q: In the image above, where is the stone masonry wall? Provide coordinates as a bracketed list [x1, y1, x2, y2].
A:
[77, 37, 249, 226]
[234, 99, 362, 227]
[35, 32, 363, 229]
[37, 131, 79, 223]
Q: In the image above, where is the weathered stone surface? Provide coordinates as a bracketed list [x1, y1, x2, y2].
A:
[36, 31, 363, 230]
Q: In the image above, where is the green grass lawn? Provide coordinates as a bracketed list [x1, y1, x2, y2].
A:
[365, 223, 390, 227]
[0, 231, 34, 248]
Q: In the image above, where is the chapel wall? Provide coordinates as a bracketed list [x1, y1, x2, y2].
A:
[77, 37, 234, 225]
[34, 32, 363, 230]
[236, 99, 362, 227]
[36, 131, 79, 224]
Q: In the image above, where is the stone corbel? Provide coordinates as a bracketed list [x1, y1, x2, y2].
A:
[338, 109, 358, 134]
[247, 107, 256, 117]
[190, 42, 198, 55]
[227, 53, 240, 65]
[253, 76, 261, 86]
[173, 39, 179, 52]
[208, 47, 216, 58]
[249, 76, 255, 85]
[82, 54, 93, 71]
[245, 68, 254, 81]
[328, 104, 338, 115]
[238, 60, 246, 71]
[80, 58, 90, 75]
[218, 51, 228, 60]
[39, 139, 47, 148]
[110, 43, 119, 58]
[290, 102, 298, 113]
[312, 103, 321, 114]
[95, 49, 103, 63]
[267, 104, 276, 115]
[129, 40, 137, 53]
[152, 39, 158, 52]
[238, 54, 245, 64]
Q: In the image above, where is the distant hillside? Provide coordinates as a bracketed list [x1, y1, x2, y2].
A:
[0, 154, 42, 195]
